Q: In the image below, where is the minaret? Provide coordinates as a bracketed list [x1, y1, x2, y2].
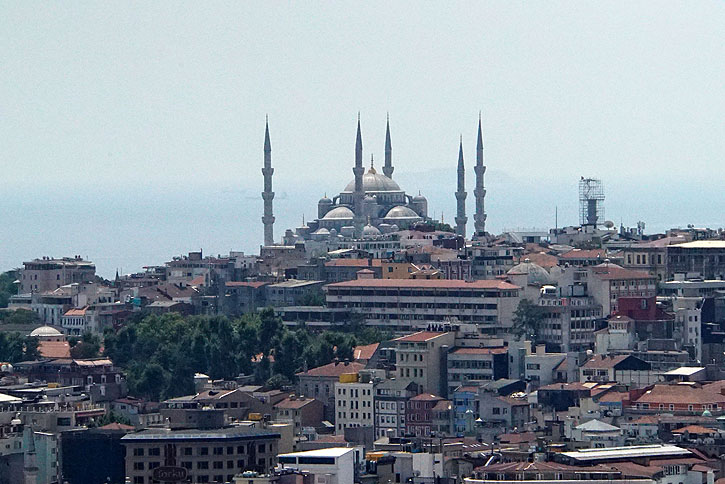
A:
[473, 114, 487, 236]
[353, 114, 365, 236]
[383, 114, 393, 179]
[262, 117, 275, 246]
[455, 136, 468, 238]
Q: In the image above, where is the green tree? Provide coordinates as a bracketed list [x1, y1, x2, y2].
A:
[69, 332, 101, 359]
[265, 374, 291, 390]
[511, 298, 545, 342]
[0, 271, 19, 309]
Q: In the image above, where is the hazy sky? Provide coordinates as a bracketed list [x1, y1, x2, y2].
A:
[2, 2, 724, 276]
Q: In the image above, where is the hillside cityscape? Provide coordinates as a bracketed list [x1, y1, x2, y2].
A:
[3, 1, 725, 484]
[1, 114, 725, 484]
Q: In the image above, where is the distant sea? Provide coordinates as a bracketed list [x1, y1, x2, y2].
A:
[2, 173, 722, 279]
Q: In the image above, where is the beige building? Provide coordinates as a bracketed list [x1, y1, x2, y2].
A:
[20, 256, 95, 294]
[394, 331, 455, 396]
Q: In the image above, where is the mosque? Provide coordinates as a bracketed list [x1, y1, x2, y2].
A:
[261, 115, 487, 245]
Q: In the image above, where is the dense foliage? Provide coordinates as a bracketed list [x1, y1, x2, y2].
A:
[511, 298, 545, 342]
[0, 271, 18, 309]
[0, 332, 39, 363]
[103, 308, 388, 401]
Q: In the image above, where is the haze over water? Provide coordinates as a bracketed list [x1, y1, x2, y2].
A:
[2, 2, 723, 278]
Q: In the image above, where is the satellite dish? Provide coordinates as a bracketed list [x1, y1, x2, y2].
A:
[604, 220, 614, 229]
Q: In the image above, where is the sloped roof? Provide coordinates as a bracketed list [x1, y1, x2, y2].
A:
[274, 397, 320, 409]
[672, 425, 717, 435]
[296, 361, 365, 378]
[581, 354, 629, 369]
[576, 419, 620, 432]
[37, 341, 71, 359]
[353, 343, 378, 361]
[394, 331, 447, 343]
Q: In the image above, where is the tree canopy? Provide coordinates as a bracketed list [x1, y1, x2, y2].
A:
[103, 309, 388, 401]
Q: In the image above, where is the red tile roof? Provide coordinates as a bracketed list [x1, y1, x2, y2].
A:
[633, 382, 725, 406]
[274, 397, 320, 409]
[581, 354, 630, 369]
[325, 258, 382, 267]
[672, 424, 717, 435]
[410, 393, 444, 401]
[63, 307, 88, 317]
[394, 331, 447, 343]
[560, 249, 606, 259]
[296, 361, 365, 378]
[38, 341, 71, 359]
[353, 343, 379, 361]
[327, 279, 520, 290]
[225, 281, 268, 288]
[450, 347, 507, 355]
[98, 422, 135, 431]
[591, 265, 655, 281]
[498, 432, 536, 444]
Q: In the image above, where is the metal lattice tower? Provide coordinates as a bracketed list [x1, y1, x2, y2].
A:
[579, 177, 605, 226]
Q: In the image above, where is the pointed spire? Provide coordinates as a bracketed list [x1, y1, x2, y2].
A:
[264, 115, 271, 153]
[458, 136, 464, 168]
[371, 153, 374, 169]
[355, 115, 363, 167]
[477, 112, 484, 153]
[384, 113, 393, 178]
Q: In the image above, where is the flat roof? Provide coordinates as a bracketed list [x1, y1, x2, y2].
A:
[121, 427, 280, 442]
[671, 241, 725, 249]
[279, 447, 354, 458]
[327, 279, 519, 290]
[561, 444, 690, 462]
[269, 280, 324, 288]
[664, 367, 705, 376]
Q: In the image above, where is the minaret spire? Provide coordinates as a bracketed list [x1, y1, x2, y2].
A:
[473, 113, 487, 237]
[353, 115, 365, 236]
[383, 113, 393, 179]
[455, 136, 468, 238]
[262, 116, 275, 246]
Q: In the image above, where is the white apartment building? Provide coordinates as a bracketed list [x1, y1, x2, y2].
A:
[334, 372, 376, 435]
[278, 447, 360, 484]
[325, 279, 520, 333]
[394, 331, 455, 396]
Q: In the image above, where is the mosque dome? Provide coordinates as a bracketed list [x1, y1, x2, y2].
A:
[508, 259, 554, 286]
[322, 206, 354, 220]
[312, 228, 330, 236]
[30, 326, 63, 338]
[344, 166, 401, 193]
[362, 224, 382, 238]
[318, 195, 332, 204]
[384, 206, 421, 219]
[412, 193, 427, 203]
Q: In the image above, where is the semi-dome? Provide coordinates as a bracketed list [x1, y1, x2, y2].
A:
[344, 166, 401, 193]
[384, 206, 421, 219]
[508, 259, 554, 286]
[322, 206, 354, 220]
[30, 326, 63, 338]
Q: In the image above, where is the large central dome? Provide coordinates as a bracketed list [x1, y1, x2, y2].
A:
[343, 166, 401, 193]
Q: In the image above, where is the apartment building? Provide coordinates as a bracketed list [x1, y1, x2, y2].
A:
[296, 360, 365, 423]
[334, 372, 375, 435]
[325, 279, 520, 333]
[20, 256, 95, 294]
[121, 427, 280, 484]
[394, 331, 455, 397]
[446, 347, 508, 396]
[667, 241, 725, 280]
[374, 380, 420, 438]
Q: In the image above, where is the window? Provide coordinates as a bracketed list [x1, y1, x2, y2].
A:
[133, 448, 144, 456]
[148, 448, 160, 456]
[197, 462, 209, 469]
[133, 478, 144, 484]
[200, 447, 209, 456]
[258, 444, 266, 453]
[184, 447, 192, 456]
[213, 461, 223, 469]
[133, 462, 144, 471]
